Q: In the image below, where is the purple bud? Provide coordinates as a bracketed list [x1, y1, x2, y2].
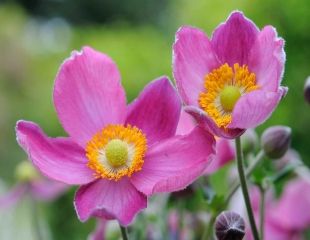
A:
[304, 76, 310, 104]
[261, 126, 291, 159]
[215, 211, 245, 240]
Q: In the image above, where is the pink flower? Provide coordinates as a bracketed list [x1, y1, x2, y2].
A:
[0, 161, 67, 208]
[173, 11, 287, 138]
[176, 110, 234, 174]
[15, 47, 215, 226]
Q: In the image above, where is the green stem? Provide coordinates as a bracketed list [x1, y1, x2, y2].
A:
[201, 213, 216, 240]
[225, 150, 265, 204]
[119, 224, 129, 240]
[200, 150, 264, 240]
[259, 187, 265, 240]
[30, 196, 43, 240]
[235, 137, 260, 240]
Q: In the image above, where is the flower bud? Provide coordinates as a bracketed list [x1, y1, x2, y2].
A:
[304, 76, 310, 104]
[261, 126, 291, 159]
[15, 160, 40, 182]
[215, 211, 245, 240]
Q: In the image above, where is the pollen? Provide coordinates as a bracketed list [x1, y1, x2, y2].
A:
[199, 63, 258, 128]
[85, 124, 147, 181]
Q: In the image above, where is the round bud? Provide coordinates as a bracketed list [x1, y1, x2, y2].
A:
[215, 211, 245, 240]
[261, 126, 291, 159]
[304, 76, 310, 105]
[15, 160, 39, 182]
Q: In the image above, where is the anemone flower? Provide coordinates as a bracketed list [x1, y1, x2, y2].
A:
[16, 47, 215, 226]
[176, 110, 234, 174]
[0, 160, 67, 208]
[173, 11, 287, 138]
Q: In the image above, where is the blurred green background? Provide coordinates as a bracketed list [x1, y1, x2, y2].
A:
[0, 0, 309, 239]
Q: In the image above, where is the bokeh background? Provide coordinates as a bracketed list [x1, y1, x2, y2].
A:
[0, 0, 309, 239]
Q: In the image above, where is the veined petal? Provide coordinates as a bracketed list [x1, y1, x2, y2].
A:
[74, 178, 147, 226]
[211, 11, 259, 66]
[229, 88, 286, 129]
[184, 106, 245, 139]
[173, 26, 219, 106]
[249, 26, 286, 92]
[130, 127, 215, 196]
[126, 77, 181, 145]
[16, 120, 95, 185]
[54, 46, 126, 147]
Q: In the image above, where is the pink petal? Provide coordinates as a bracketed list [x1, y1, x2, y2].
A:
[126, 77, 181, 145]
[30, 179, 68, 201]
[16, 120, 95, 185]
[173, 26, 219, 106]
[54, 46, 126, 147]
[88, 219, 107, 240]
[0, 184, 27, 208]
[176, 109, 196, 135]
[229, 88, 286, 129]
[211, 11, 259, 66]
[130, 126, 215, 196]
[271, 178, 310, 231]
[204, 138, 235, 174]
[249, 26, 286, 92]
[184, 106, 245, 139]
[74, 178, 147, 226]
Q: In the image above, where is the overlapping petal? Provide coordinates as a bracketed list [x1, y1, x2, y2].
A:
[184, 106, 245, 138]
[126, 77, 181, 145]
[173, 26, 219, 105]
[249, 26, 285, 92]
[16, 121, 95, 185]
[54, 46, 127, 147]
[130, 127, 215, 195]
[211, 11, 259, 66]
[229, 88, 286, 129]
[74, 179, 147, 226]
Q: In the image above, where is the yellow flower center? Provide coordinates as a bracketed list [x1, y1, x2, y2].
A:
[86, 124, 147, 181]
[199, 63, 259, 128]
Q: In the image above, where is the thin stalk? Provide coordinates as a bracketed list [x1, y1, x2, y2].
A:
[30, 196, 43, 240]
[119, 224, 129, 240]
[235, 137, 260, 240]
[201, 213, 216, 240]
[201, 150, 264, 240]
[259, 187, 265, 240]
[225, 150, 265, 204]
